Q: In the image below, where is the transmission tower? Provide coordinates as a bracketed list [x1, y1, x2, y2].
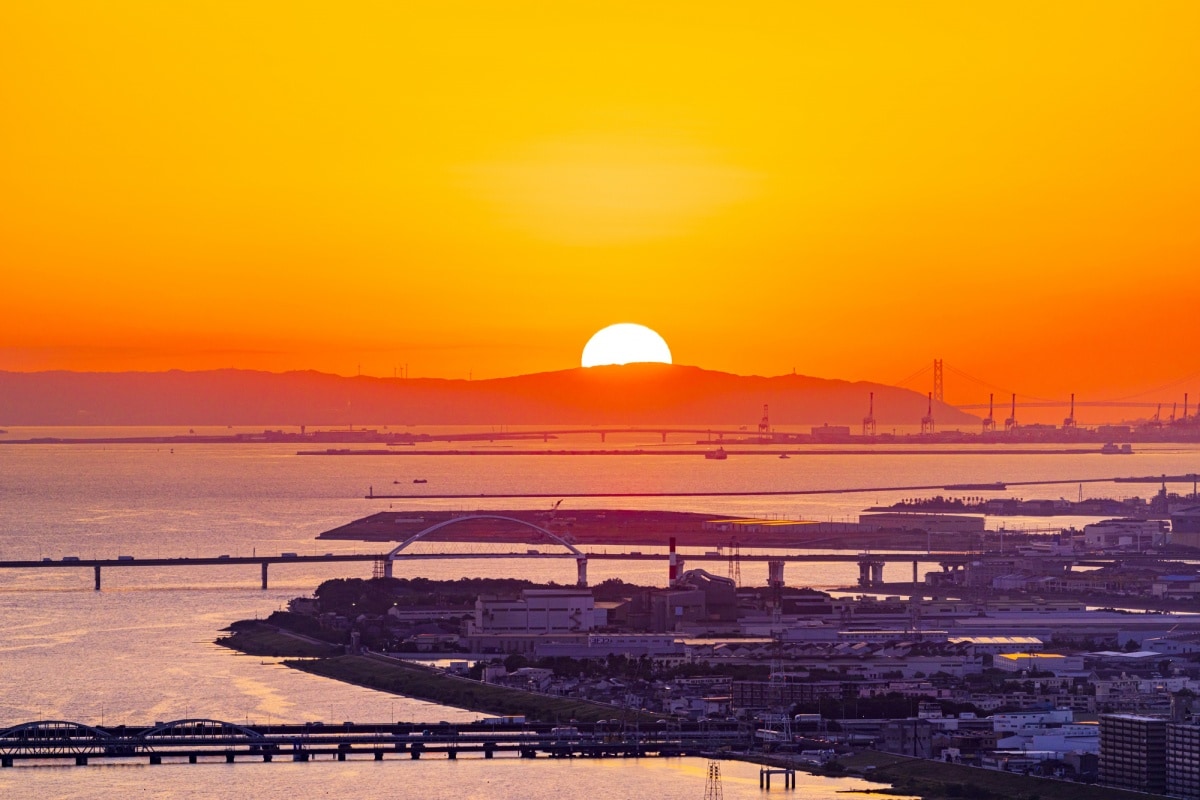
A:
[766, 632, 792, 742]
[932, 359, 944, 403]
[727, 539, 742, 586]
[704, 759, 723, 800]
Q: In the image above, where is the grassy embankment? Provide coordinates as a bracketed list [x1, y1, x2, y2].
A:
[290, 654, 663, 724]
[218, 624, 660, 724]
[215, 624, 344, 657]
[839, 751, 1171, 800]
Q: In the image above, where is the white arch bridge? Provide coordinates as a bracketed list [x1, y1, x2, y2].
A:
[381, 515, 589, 586]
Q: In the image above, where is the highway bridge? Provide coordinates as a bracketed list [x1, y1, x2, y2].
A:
[0, 550, 968, 590]
[0, 547, 1185, 591]
[1, 512, 1186, 590]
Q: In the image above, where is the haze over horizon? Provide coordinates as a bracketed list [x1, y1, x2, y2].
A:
[4, 3, 1200, 403]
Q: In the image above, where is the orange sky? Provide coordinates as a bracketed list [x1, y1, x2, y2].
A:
[3, 2, 1199, 406]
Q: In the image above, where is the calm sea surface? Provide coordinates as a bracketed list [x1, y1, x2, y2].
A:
[1, 428, 1194, 797]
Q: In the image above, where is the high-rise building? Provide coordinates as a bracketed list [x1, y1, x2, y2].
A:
[1168, 723, 1200, 799]
[1099, 714, 1167, 793]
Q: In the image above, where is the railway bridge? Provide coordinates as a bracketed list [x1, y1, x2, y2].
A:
[0, 718, 750, 767]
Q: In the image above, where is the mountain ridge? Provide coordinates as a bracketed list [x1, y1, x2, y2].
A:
[0, 364, 977, 427]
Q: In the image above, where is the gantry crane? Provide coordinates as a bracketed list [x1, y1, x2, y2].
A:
[920, 392, 935, 435]
[982, 393, 996, 434]
[862, 392, 877, 437]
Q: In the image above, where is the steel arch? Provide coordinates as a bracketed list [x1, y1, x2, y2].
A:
[384, 514, 583, 561]
[139, 718, 264, 741]
[0, 720, 115, 755]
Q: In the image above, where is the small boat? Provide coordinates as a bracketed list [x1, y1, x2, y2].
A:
[704, 448, 728, 460]
[779, 453, 790, 459]
[1101, 442, 1133, 455]
[413, 478, 428, 484]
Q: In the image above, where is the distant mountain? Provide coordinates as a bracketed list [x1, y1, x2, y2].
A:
[0, 365, 976, 427]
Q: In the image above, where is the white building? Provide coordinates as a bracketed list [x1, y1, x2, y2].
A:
[1083, 519, 1167, 552]
[993, 709, 1075, 733]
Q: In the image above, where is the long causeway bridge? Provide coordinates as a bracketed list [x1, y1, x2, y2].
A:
[0, 548, 1180, 591]
[0, 718, 750, 767]
[1, 512, 1186, 590]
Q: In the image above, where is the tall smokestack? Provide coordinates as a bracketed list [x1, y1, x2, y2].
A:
[669, 537, 678, 585]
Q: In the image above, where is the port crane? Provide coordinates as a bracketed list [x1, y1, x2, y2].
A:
[920, 392, 935, 435]
[757, 404, 771, 441]
[1004, 393, 1018, 433]
[862, 392, 877, 437]
[982, 393, 996, 434]
[1063, 393, 1077, 430]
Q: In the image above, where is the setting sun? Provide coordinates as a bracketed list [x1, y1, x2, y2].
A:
[581, 324, 672, 368]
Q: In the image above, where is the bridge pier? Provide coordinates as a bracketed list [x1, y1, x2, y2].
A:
[189, 754, 198, 764]
[75, 756, 88, 766]
[760, 766, 796, 789]
[374, 751, 384, 761]
[913, 560, 919, 585]
[857, 557, 885, 588]
[576, 556, 588, 587]
[150, 755, 161, 765]
[262, 753, 272, 762]
[261, 562, 268, 590]
[2, 756, 12, 768]
[94, 565, 101, 591]
[447, 749, 457, 759]
[226, 753, 235, 763]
